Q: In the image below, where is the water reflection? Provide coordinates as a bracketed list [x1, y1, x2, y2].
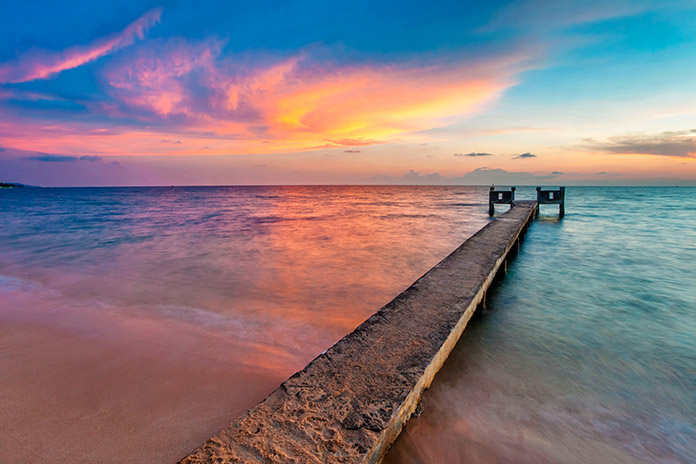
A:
[0, 185, 489, 463]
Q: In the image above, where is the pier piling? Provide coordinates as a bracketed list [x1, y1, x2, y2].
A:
[488, 186, 516, 216]
[536, 186, 565, 217]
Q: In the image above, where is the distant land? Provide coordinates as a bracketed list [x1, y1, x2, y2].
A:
[0, 182, 39, 188]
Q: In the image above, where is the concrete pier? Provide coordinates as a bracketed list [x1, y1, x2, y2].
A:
[180, 201, 538, 464]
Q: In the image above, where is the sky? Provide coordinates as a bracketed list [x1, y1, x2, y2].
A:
[1, 0, 696, 186]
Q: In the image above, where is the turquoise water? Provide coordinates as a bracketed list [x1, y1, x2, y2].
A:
[386, 187, 696, 464]
[1, 186, 694, 463]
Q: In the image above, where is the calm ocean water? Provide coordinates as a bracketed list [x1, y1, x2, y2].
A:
[1, 186, 694, 463]
[386, 187, 696, 464]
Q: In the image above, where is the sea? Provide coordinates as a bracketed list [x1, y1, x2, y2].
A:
[0, 186, 694, 463]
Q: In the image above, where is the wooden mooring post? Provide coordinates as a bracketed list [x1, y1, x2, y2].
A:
[536, 187, 565, 217]
[489, 186, 516, 216]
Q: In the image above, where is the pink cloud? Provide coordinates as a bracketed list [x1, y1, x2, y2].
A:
[0, 40, 536, 158]
[107, 38, 224, 117]
[0, 8, 162, 84]
[99, 41, 532, 153]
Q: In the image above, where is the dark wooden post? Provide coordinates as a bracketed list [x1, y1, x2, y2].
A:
[559, 186, 565, 218]
[536, 186, 566, 217]
[489, 186, 516, 216]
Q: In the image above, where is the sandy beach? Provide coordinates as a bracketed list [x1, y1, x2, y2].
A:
[0, 309, 280, 463]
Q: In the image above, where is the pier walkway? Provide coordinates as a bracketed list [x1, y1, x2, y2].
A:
[181, 200, 538, 464]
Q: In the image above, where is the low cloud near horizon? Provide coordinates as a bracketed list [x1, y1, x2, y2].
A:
[582, 130, 696, 158]
[28, 154, 103, 163]
[392, 167, 558, 185]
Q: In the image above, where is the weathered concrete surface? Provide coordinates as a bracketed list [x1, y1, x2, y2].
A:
[180, 201, 538, 464]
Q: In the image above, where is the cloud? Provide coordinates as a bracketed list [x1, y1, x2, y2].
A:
[326, 138, 378, 147]
[96, 41, 533, 154]
[344, 149, 361, 153]
[582, 130, 696, 158]
[403, 169, 443, 182]
[28, 154, 102, 162]
[0, 147, 5, 152]
[0, 15, 540, 159]
[513, 152, 536, 159]
[307, 138, 383, 149]
[551, 171, 564, 175]
[0, 8, 162, 83]
[375, 167, 559, 185]
[482, 0, 653, 32]
[454, 152, 493, 157]
[453, 167, 555, 184]
[29, 154, 78, 162]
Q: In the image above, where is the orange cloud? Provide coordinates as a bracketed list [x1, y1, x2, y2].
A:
[1, 42, 532, 157]
[95, 43, 531, 154]
[0, 8, 161, 83]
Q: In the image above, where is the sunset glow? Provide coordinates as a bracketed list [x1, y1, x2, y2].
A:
[1, 1, 696, 185]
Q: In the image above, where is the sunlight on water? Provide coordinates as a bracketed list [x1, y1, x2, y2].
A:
[0, 185, 489, 463]
[2, 186, 694, 463]
[385, 187, 696, 464]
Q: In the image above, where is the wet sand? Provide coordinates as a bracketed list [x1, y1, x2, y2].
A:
[0, 315, 281, 463]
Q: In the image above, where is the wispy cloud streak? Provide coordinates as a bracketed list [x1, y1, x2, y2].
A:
[582, 130, 696, 158]
[0, 8, 162, 83]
